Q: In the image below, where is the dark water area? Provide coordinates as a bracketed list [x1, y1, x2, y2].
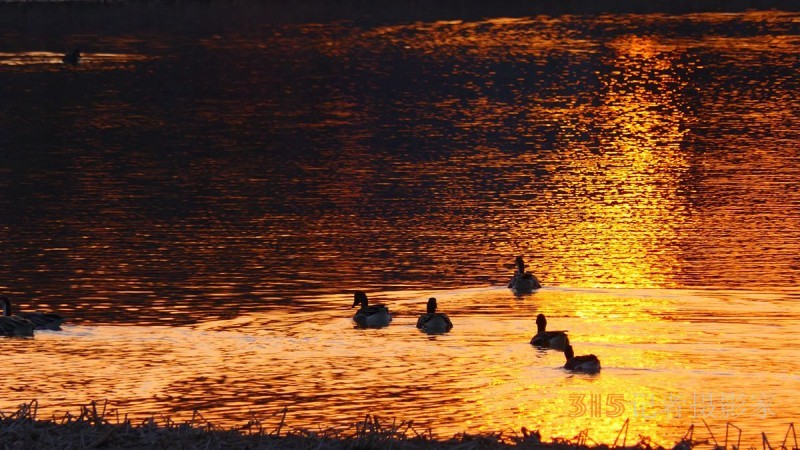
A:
[2, 5, 800, 325]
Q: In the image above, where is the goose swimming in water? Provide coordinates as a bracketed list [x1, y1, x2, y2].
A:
[351, 291, 391, 329]
[1, 295, 63, 331]
[563, 344, 601, 374]
[530, 314, 569, 350]
[416, 297, 453, 334]
[1, 296, 34, 337]
[508, 256, 542, 294]
[62, 49, 81, 65]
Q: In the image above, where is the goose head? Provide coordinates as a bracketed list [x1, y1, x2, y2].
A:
[352, 291, 368, 308]
[515, 256, 526, 274]
[1, 295, 10, 316]
[426, 297, 438, 314]
[536, 313, 547, 333]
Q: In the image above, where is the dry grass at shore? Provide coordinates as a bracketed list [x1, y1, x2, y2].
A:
[2, 400, 796, 450]
[0, 400, 632, 450]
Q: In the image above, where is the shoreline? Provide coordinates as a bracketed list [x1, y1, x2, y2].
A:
[1, 0, 799, 36]
[3, 401, 794, 450]
[0, 401, 654, 450]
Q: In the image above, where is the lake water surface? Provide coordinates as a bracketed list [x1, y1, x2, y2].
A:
[1, 7, 799, 447]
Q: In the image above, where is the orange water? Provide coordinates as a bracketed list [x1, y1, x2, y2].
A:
[7, 287, 799, 447]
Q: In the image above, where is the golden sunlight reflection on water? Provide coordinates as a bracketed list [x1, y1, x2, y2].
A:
[4, 287, 798, 446]
[551, 34, 689, 289]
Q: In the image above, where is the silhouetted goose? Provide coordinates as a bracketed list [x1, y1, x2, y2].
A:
[351, 291, 391, 329]
[530, 313, 569, 350]
[416, 297, 453, 334]
[507, 256, 542, 294]
[62, 49, 81, 65]
[1, 295, 63, 331]
[563, 344, 601, 374]
[1, 296, 34, 337]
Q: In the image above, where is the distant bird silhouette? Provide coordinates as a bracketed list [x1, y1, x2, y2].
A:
[416, 297, 453, 334]
[1, 295, 63, 331]
[1, 296, 34, 337]
[563, 344, 601, 374]
[351, 291, 391, 329]
[530, 314, 569, 350]
[508, 256, 542, 294]
[62, 49, 81, 65]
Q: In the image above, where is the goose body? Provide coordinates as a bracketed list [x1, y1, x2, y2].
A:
[1, 295, 63, 331]
[1, 296, 34, 337]
[62, 49, 81, 65]
[530, 313, 569, 350]
[563, 344, 601, 374]
[18, 312, 63, 331]
[508, 256, 542, 294]
[352, 291, 391, 329]
[416, 298, 453, 334]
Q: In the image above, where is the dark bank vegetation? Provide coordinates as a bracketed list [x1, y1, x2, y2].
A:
[3, 400, 798, 450]
[0, 400, 651, 450]
[1, 0, 800, 37]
